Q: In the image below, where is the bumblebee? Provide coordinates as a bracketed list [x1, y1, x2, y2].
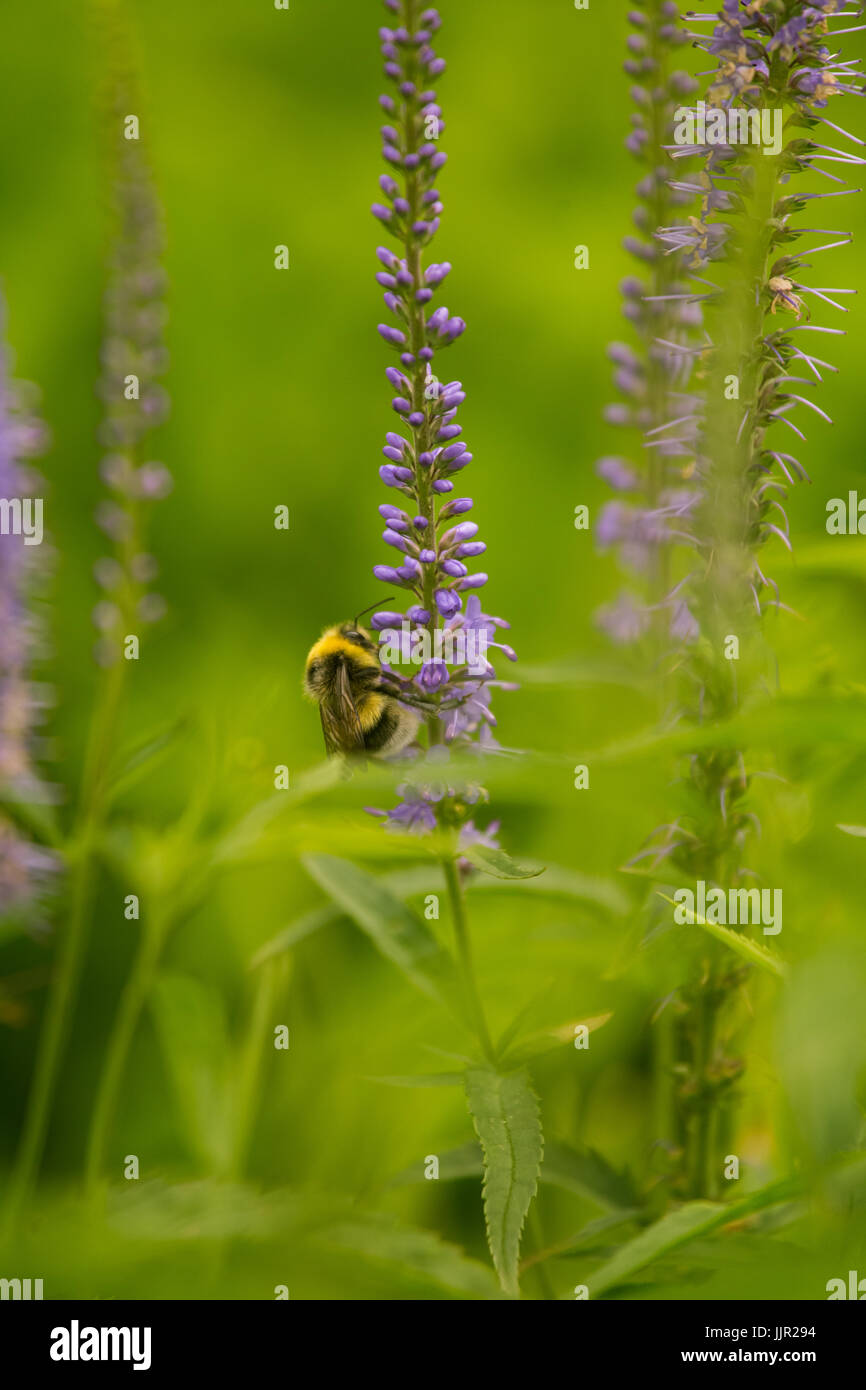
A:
[304, 614, 419, 759]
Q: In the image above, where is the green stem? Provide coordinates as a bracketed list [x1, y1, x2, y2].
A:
[528, 1206, 555, 1301]
[689, 966, 718, 1199]
[226, 959, 282, 1182]
[3, 660, 127, 1236]
[84, 897, 169, 1197]
[441, 854, 494, 1063]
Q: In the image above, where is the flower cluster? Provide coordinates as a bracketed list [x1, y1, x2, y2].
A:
[613, 0, 863, 883]
[661, 0, 863, 615]
[595, 1, 703, 654]
[92, 65, 171, 666]
[0, 308, 57, 918]
[609, 0, 862, 1196]
[367, 1, 515, 835]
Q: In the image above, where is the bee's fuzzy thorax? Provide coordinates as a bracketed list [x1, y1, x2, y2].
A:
[309, 626, 378, 667]
[303, 624, 381, 702]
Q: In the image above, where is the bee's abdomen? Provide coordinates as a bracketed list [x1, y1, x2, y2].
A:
[364, 700, 418, 754]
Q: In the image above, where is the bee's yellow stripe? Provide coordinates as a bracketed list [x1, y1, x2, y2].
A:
[358, 693, 385, 731]
[309, 629, 379, 668]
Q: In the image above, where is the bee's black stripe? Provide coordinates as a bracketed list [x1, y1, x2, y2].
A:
[363, 702, 401, 753]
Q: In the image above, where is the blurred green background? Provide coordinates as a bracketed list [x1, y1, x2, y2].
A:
[0, 0, 865, 1299]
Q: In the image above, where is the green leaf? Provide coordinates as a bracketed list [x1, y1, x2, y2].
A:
[502, 1012, 613, 1065]
[322, 1214, 502, 1299]
[464, 1065, 544, 1298]
[250, 858, 631, 970]
[386, 1136, 640, 1217]
[540, 1210, 642, 1261]
[470, 863, 630, 916]
[541, 1142, 640, 1212]
[460, 844, 545, 880]
[579, 1176, 801, 1299]
[302, 853, 457, 1003]
[150, 973, 232, 1172]
[838, 823, 866, 838]
[521, 1210, 641, 1273]
[656, 892, 788, 979]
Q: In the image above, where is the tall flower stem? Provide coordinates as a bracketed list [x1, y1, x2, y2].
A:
[83, 895, 169, 1196]
[3, 661, 127, 1235]
[226, 959, 282, 1183]
[687, 956, 719, 1198]
[441, 854, 494, 1063]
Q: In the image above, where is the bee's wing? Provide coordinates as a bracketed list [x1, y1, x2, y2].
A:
[320, 659, 366, 756]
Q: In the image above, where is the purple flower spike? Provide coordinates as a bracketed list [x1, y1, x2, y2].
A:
[364, 0, 513, 848]
[0, 302, 58, 917]
[378, 323, 406, 347]
[371, 610, 405, 630]
[416, 659, 449, 691]
[373, 564, 405, 584]
[434, 588, 461, 617]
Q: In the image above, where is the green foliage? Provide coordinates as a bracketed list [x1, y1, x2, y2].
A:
[577, 1177, 802, 1300]
[301, 853, 459, 1005]
[655, 893, 788, 979]
[1, 0, 865, 1305]
[150, 973, 233, 1173]
[459, 845, 545, 879]
[464, 1065, 544, 1298]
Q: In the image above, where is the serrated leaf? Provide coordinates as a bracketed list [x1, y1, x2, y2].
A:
[464, 1065, 544, 1298]
[656, 892, 788, 979]
[387, 1137, 641, 1217]
[302, 853, 457, 1003]
[578, 1176, 802, 1299]
[460, 844, 545, 880]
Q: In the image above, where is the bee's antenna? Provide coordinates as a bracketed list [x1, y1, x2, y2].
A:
[354, 597, 393, 626]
